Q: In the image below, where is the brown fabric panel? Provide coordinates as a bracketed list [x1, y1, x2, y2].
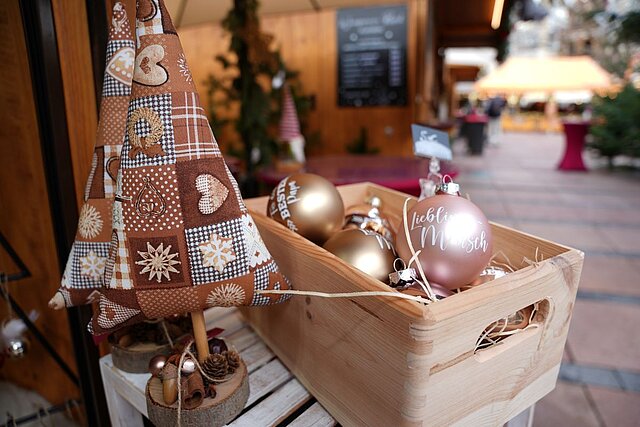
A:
[132, 35, 196, 96]
[127, 233, 188, 288]
[195, 273, 256, 308]
[88, 146, 105, 199]
[137, 286, 200, 318]
[175, 158, 243, 229]
[97, 96, 129, 146]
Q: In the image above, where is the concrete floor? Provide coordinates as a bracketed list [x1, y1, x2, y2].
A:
[453, 132, 640, 427]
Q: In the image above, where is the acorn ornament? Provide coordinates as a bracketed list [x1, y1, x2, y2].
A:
[395, 177, 493, 290]
[268, 173, 345, 245]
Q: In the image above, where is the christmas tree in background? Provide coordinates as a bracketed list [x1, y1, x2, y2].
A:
[205, 0, 315, 195]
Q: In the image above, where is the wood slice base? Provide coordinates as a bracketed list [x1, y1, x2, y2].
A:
[146, 360, 249, 427]
[110, 342, 171, 373]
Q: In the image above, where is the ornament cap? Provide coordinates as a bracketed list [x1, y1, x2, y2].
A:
[435, 181, 460, 196]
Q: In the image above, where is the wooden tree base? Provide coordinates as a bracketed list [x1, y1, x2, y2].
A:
[146, 360, 249, 427]
[111, 342, 172, 373]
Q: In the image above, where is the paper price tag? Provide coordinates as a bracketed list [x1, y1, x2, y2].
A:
[411, 124, 452, 161]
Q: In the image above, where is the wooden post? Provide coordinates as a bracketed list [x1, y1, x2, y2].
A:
[190, 311, 209, 363]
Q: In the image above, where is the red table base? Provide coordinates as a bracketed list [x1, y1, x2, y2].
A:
[558, 121, 589, 171]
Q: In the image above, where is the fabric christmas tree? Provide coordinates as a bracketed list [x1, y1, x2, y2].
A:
[278, 84, 305, 163]
[50, 2, 135, 309]
[90, 0, 289, 335]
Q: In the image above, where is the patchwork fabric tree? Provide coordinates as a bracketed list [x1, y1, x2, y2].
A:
[90, 0, 289, 335]
[50, 2, 135, 309]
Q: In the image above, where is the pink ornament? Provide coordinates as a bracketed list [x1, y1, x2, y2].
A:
[395, 183, 493, 290]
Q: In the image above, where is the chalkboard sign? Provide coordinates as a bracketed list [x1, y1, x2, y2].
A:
[337, 5, 407, 107]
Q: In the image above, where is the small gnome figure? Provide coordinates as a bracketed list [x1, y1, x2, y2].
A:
[277, 84, 306, 169]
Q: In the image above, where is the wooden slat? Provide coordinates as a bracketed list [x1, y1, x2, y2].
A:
[225, 326, 261, 352]
[246, 359, 293, 406]
[242, 341, 275, 373]
[205, 307, 247, 336]
[289, 402, 336, 427]
[229, 379, 311, 427]
[101, 355, 150, 417]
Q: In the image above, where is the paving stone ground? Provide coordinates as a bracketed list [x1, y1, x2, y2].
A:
[453, 131, 640, 427]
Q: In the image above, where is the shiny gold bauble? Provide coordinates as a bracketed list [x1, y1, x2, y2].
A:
[323, 229, 396, 282]
[344, 196, 399, 241]
[267, 173, 345, 244]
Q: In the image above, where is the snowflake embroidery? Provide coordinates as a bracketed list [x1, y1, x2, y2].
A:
[80, 250, 107, 282]
[241, 215, 270, 268]
[135, 242, 181, 283]
[206, 283, 245, 307]
[78, 204, 103, 239]
[199, 233, 236, 273]
[177, 53, 192, 82]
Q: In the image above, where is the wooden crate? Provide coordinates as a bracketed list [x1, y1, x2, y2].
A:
[241, 182, 583, 427]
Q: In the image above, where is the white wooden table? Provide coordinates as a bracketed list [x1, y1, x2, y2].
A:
[99, 307, 534, 427]
[99, 307, 335, 427]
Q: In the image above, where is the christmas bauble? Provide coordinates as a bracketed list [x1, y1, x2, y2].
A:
[395, 182, 492, 290]
[268, 173, 344, 244]
[148, 354, 167, 377]
[6, 337, 29, 359]
[344, 196, 399, 241]
[323, 229, 396, 282]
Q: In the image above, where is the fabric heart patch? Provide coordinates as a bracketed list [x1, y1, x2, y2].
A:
[195, 174, 229, 215]
[106, 156, 120, 182]
[134, 44, 168, 86]
[107, 47, 134, 85]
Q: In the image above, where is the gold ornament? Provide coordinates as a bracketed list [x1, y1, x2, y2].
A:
[323, 229, 396, 283]
[267, 173, 345, 245]
[344, 196, 399, 241]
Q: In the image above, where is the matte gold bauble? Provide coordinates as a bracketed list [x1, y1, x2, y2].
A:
[323, 229, 396, 282]
[267, 173, 345, 244]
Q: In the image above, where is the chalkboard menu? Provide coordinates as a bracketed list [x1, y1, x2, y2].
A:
[337, 5, 407, 107]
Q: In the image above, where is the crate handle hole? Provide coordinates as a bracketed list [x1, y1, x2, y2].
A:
[474, 299, 550, 357]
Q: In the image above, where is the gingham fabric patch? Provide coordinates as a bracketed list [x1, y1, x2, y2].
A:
[103, 39, 136, 98]
[69, 242, 110, 289]
[120, 93, 176, 168]
[184, 217, 249, 285]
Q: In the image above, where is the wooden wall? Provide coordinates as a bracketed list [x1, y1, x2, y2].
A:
[52, 0, 99, 206]
[178, 0, 431, 157]
[0, 0, 79, 406]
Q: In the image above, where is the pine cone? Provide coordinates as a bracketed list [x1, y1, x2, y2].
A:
[224, 350, 241, 374]
[202, 353, 228, 380]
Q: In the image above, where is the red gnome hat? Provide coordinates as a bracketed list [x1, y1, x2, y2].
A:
[90, 0, 289, 334]
[50, 2, 135, 310]
[278, 84, 306, 164]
